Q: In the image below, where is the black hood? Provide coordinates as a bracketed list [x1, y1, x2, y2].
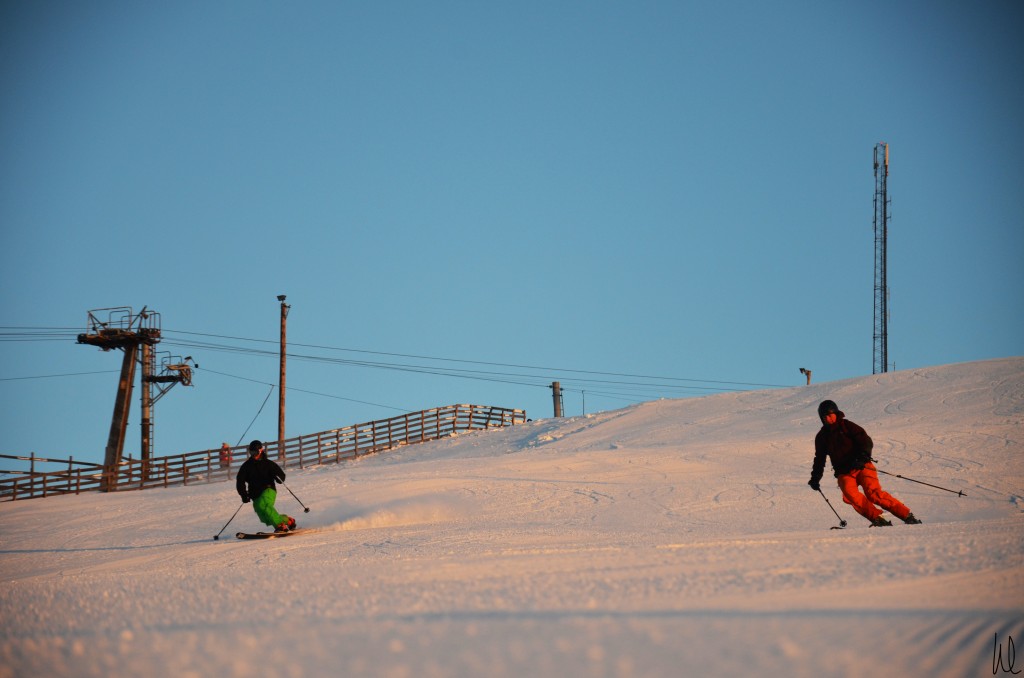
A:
[817, 400, 843, 424]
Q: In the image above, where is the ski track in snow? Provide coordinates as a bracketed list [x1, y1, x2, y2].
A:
[1, 357, 1022, 677]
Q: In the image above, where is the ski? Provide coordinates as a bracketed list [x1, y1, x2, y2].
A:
[235, 529, 306, 540]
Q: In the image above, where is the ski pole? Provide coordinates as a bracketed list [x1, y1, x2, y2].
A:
[213, 502, 244, 540]
[281, 481, 311, 513]
[873, 467, 966, 497]
[818, 489, 848, 529]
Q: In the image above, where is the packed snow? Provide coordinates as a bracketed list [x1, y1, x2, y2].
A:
[1, 358, 1022, 677]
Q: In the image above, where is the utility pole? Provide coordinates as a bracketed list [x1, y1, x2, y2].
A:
[551, 381, 563, 418]
[278, 295, 290, 462]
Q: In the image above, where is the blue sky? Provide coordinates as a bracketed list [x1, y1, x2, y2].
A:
[2, 1, 1022, 466]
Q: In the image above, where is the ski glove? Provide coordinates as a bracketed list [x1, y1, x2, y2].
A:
[808, 478, 820, 492]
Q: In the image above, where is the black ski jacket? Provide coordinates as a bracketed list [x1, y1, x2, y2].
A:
[236, 455, 286, 501]
[810, 411, 874, 483]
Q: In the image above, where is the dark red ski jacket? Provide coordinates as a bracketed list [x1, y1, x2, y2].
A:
[811, 411, 874, 483]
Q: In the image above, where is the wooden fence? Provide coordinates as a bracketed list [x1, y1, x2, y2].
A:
[0, 404, 526, 502]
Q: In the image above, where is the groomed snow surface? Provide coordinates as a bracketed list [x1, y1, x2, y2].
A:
[2, 358, 1022, 677]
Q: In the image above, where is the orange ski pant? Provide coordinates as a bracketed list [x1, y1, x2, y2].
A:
[836, 463, 910, 522]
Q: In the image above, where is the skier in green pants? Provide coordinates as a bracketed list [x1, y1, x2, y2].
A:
[236, 440, 296, 532]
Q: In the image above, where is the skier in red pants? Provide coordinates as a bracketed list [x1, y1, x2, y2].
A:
[808, 400, 921, 527]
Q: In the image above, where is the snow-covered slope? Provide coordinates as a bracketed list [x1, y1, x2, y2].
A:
[2, 358, 1022, 677]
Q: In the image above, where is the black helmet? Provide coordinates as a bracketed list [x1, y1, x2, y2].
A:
[248, 440, 264, 456]
[817, 400, 840, 423]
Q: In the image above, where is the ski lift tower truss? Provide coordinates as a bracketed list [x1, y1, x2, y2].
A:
[77, 307, 196, 487]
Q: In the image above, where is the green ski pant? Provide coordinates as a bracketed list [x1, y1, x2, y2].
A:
[252, 488, 289, 528]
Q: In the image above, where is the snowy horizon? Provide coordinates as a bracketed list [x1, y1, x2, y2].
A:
[2, 357, 1022, 677]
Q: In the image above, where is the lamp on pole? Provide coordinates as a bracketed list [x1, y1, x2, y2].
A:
[278, 295, 290, 461]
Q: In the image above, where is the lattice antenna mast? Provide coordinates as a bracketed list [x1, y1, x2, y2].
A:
[872, 142, 891, 374]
